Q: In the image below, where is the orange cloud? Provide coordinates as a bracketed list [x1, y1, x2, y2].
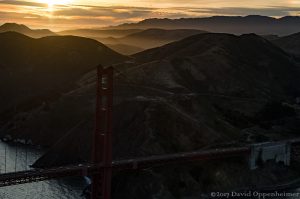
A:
[0, 0, 299, 30]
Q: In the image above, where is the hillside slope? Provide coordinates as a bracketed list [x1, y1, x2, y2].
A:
[132, 33, 299, 97]
[58, 28, 142, 38]
[60, 28, 208, 54]
[117, 28, 208, 49]
[0, 32, 128, 141]
[273, 32, 300, 57]
[106, 43, 145, 55]
[25, 33, 300, 161]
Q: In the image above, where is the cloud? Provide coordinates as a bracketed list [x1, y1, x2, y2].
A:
[0, 0, 299, 30]
[190, 6, 300, 16]
[53, 6, 153, 18]
[0, 0, 47, 7]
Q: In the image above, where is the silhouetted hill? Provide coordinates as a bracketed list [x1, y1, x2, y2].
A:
[118, 28, 208, 49]
[123, 28, 207, 41]
[262, 34, 280, 41]
[0, 32, 128, 138]
[109, 15, 300, 36]
[59, 28, 207, 53]
[106, 43, 145, 55]
[0, 23, 56, 38]
[131, 33, 300, 98]
[273, 32, 300, 57]
[58, 28, 142, 38]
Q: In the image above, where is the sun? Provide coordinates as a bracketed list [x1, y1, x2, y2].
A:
[39, 0, 71, 7]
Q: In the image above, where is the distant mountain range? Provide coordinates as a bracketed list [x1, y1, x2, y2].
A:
[107, 15, 300, 36]
[58, 28, 141, 38]
[0, 23, 209, 55]
[114, 28, 208, 49]
[59, 28, 208, 54]
[3, 18, 300, 56]
[0, 23, 56, 38]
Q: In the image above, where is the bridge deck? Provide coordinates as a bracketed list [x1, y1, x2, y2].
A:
[0, 146, 249, 187]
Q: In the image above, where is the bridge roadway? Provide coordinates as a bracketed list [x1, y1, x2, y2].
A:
[0, 146, 250, 187]
[2, 138, 300, 188]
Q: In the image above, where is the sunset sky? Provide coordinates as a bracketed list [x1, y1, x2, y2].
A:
[0, 0, 300, 31]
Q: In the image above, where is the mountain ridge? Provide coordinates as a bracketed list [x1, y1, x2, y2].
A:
[113, 28, 208, 50]
[59, 27, 208, 54]
[0, 23, 56, 38]
[106, 15, 300, 36]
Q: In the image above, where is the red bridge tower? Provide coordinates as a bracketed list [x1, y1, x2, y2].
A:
[92, 65, 114, 199]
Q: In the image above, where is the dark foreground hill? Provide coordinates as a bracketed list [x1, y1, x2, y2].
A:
[6, 32, 300, 161]
[0, 23, 56, 38]
[132, 33, 300, 97]
[2, 32, 300, 198]
[0, 32, 128, 141]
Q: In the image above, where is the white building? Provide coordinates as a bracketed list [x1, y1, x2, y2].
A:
[249, 142, 291, 170]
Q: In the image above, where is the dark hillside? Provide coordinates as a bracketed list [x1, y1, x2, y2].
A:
[0, 32, 128, 141]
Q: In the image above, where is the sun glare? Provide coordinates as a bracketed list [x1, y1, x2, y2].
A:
[39, 0, 71, 7]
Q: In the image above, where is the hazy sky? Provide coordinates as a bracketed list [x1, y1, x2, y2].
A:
[0, 0, 300, 31]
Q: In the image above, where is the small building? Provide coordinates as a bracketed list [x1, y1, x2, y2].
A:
[249, 142, 291, 170]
